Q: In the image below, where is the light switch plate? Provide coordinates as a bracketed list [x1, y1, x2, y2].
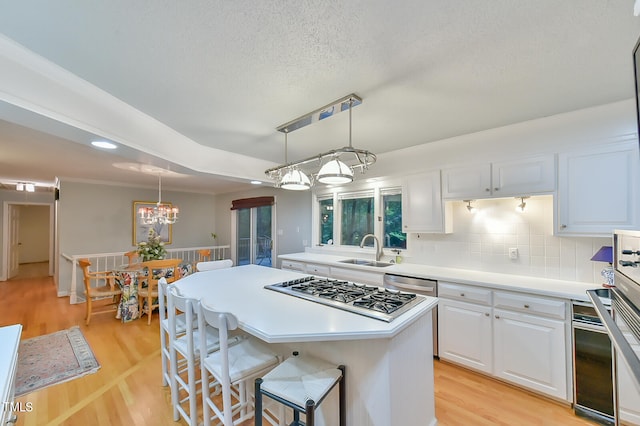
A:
[509, 247, 519, 259]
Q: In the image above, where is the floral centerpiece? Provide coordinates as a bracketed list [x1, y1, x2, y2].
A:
[137, 228, 167, 261]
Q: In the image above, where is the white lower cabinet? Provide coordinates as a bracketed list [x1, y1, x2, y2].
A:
[617, 320, 640, 425]
[305, 262, 331, 277]
[438, 298, 492, 373]
[281, 260, 306, 272]
[1, 324, 22, 425]
[280, 261, 384, 285]
[493, 308, 567, 399]
[438, 282, 569, 401]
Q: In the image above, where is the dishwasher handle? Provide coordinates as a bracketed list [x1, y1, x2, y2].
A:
[383, 273, 437, 295]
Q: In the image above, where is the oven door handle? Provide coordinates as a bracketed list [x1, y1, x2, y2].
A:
[587, 289, 640, 389]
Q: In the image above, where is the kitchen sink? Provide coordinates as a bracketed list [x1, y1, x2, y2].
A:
[338, 259, 393, 267]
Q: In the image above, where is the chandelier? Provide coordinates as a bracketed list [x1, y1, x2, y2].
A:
[265, 94, 376, 190]
[138, 175, 179, 225]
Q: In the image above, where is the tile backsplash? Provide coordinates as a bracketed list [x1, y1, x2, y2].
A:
[405, 195, 610, 284]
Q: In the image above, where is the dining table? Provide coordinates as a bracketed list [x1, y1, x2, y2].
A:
[112, 261, 196, 322]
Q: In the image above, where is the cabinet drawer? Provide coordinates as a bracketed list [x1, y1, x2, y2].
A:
[493, 291, 566, 320]
[439, 282, 492, 305]
[281, 260, 305, 272]
[305, 263, 330, 277]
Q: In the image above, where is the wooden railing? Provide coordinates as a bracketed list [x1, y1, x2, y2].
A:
[62, 245, 230, 304]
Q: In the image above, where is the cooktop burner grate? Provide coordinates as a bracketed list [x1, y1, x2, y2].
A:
[264, 276, 425, 322]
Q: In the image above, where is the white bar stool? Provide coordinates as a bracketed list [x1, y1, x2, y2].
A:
[255, 352, 345, 426]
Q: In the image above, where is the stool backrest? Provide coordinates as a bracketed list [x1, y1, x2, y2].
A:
[196, 259, 233, 272]
[167, 286, 198, 349]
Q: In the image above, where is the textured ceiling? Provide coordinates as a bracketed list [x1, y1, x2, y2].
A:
[0, 1, 640, 193]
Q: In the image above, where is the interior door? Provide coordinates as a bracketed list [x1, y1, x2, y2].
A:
[8, 204, 20, 278]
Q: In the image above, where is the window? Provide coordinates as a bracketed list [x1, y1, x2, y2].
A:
[382, 191, 406, 249]
[316, 187, 405, 251]
[319, 197, 334, 244]
[340, 193, 374, 246]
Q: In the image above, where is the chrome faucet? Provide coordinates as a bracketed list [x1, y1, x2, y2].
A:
[360, 234, 383, 261]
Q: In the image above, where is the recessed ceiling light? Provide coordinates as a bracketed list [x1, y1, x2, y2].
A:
[91, 140, 117, 149]
[250, 180, 262, 185]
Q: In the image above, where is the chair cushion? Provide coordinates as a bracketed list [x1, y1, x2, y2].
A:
[203, 337, 278, 384]
[88, 285, 122, 298]
[173, 325, 221, 357]
[161, 313, 197, 334]
[260, 355, 342, 408]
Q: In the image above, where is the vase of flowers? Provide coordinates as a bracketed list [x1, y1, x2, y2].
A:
[137, 228, 167, 261]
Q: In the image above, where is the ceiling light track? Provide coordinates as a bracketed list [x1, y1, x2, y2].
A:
[266, 93, 376, 190]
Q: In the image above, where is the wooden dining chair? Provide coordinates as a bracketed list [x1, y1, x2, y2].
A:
[124, 250, 139, 265]
[197, 249, 212, 262]
[139, 258, 182, 325]
[79, 258, 122, 325]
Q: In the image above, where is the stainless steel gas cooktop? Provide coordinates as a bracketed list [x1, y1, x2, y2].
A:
[264, 276, 425, 322]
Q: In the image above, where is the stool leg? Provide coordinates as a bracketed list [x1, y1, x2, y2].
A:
[338, 365, 346, 426]
[305, 399, 315, 426]
[255, 378, 263, 426]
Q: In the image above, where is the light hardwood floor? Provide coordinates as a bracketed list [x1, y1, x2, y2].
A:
[1, 263, 597, 426]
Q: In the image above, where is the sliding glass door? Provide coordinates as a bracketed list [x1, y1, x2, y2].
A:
[235, 205, 273, 266]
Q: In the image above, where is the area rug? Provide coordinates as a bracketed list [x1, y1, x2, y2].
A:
[15, 326, 100, 397]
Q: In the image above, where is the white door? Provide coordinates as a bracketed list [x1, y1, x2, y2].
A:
[8, 204, 20, 279]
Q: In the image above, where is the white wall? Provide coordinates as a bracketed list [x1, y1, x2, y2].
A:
[213, 186, 312, 267]
[405, 196, 609, 283]
[308, 99, 637, 284]
[57, 180, 217, 295]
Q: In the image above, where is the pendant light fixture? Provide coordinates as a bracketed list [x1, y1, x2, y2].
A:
[138, 175, 179, 224]
[279, 132, 311, 190]
[317, 98, 356, 184]
[265, 93, 376, 190]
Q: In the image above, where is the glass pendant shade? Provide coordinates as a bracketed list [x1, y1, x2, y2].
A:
[280, 168, 311, 190]
[317, 158, 354, 184]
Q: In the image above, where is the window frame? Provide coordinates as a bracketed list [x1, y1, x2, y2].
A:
[313, 184, 405, 255]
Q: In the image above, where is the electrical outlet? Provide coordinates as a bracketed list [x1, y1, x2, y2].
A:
[509, 247, 519, 259]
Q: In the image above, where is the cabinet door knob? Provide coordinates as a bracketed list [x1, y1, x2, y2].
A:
[524, 304, 530, 309]
[495, 315, 500, 319]
[494, 187, 499, 191]
[460, 293, 465, 297]
[485, 188, 490, 192]
[560, 224, 567, 229]
[484, 312, 490, 317]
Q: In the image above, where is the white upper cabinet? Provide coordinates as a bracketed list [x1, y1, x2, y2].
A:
[556, 140, 639, 236]
[402, 170, 451, 233]
[442, 155, 556, 200]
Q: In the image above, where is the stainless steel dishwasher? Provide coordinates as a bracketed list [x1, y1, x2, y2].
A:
[383, 273, 438, 357]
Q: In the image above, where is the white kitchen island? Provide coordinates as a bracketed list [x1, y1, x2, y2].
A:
[174, 264, 438, 426]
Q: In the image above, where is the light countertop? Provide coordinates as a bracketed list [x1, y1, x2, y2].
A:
[173, 264, 436, 343]
[279, 252, 602, 302]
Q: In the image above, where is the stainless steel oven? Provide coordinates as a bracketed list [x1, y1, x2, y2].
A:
[383, 273, 438, 357]
[585, 229, 640, 426]
[572, 294, 614, 425]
